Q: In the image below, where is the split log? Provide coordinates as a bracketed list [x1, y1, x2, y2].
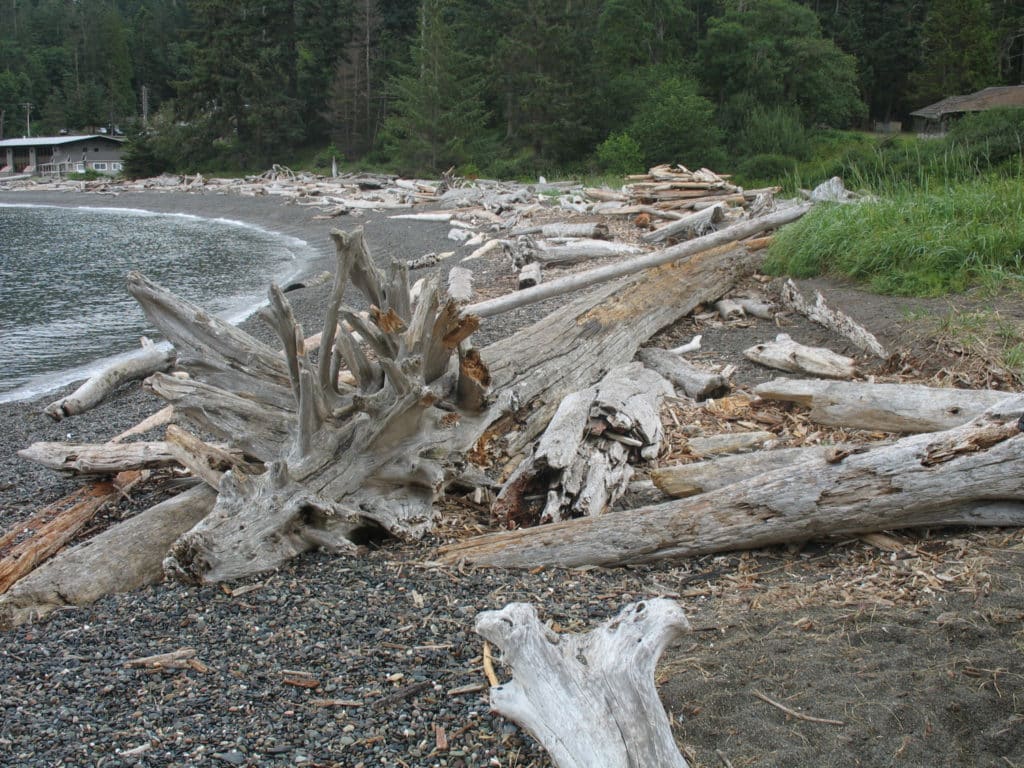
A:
[636, 347, 728, 400]
[43, 340, 176, 420]
[129, 225, 762, 583]
[0, 470, 143, 594]
[532, 239, 643, 266]
[493, 364, 670, 526]
[465, 204, 812, 319]
[476, 599, 690, 768]
[651, 446, 834, 498]
[17, 441, 177, 474]
[744, 333, 857, 379]
[754, 378, 1011, 433]
[780, 280, 887, 359]
[518, 262, 542, 289]
[440, 396, 1024, 568]
[641, 203, 724, 245]
[0, 484, 217, 628]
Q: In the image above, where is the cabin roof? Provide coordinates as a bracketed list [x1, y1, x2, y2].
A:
[0, 135, 126, 149]
[911, 86, 1024, 119]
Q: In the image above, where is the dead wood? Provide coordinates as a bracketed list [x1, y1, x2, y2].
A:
[779, 279, 887, 359]
[493, 364, 670, 526]
[43, 339, 176, 420]
[754, 378, 1012, 433]
[745, 333, 858, 379]
[642, 203, 725, 245]
[686, 431, 775, 458]
[510, 222, 609, 239]
[651, 446, 835, 498]
[439, 396, 1024, 568]
[517, 262, 542, 289]
[476, 599, 691, 768]
[17, 441, 177, 474]
[0, 483, 217, 628]
[637, 347, 728, 400]
[532, 239, 643, 266]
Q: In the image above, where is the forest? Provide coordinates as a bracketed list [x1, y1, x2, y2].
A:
[0, 0, 1022, 177]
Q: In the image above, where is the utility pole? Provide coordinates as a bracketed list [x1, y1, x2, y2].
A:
[22, 102, 32, 138]
[141, 85, 149, 125]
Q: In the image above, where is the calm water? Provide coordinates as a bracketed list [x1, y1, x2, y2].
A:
[0, 204, 316, 402]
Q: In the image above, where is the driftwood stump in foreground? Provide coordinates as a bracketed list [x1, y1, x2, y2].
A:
[477, 599, 690, 768]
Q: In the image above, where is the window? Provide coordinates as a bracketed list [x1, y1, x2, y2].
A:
[93, 162, 108, 170]
[111, 162, 122, 171]
[93, 147, 99, 152]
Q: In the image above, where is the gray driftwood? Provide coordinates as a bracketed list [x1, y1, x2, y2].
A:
[0, 484, 217, 629]
[493, 364, 670, 526]
[744, 333, 858, 379]
[510, 222, 610, 239]
[43, 340, 176, 420]
[651, 446, 835, 498]
[686, 430, 774, 458]
[642, 203, 724, 244]
[17, 441, 178, 474]
[779, 279, 888, 359]
[754, 378, 1011, 433]
[517, 262, 542, 289]
[126, 225, 759, 584]
[637, 347, 728, 400]
[533, 239, 643, 266]
[476, 599, 691, 768]
[440, 396, 1024, 568]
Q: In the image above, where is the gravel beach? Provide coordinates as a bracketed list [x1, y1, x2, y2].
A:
[2, 188, 1024, 768]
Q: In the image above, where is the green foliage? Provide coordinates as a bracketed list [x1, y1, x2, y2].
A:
[735, 153, 798, 186]
[627, 77, 723, 168]
[910, 0, 997, 106]
[947, 108, 1024, 170]
[737, 105, 810, 160]
[764, 178, 1024, 296]
[595, 132, 644, 175]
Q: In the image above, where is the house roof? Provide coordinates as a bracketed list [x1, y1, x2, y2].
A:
[911, 85, 1024, 119]
[0, 134, 125, 149]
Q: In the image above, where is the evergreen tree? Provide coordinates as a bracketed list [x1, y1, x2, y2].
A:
[381, 0, 489, 174]
[911, 0, 998, 105]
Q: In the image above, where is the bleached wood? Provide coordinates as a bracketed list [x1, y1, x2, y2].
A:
[637, 347, 727, 400]
[744, 333, 857, 379]
[17, 441, 177, 474]
[441, 397, 1024, 568]
[651, 446, 832, 498]
[44, 341, 176, 421]
[165, 425, 254, 490]
[532, 239, 643, 266]
[687, 431, 774, 458]
[0, 484, 217, 628]
[511, 222, 610, 239]
[447, 266, 474, 303]
[642, 203, 724, 244]
[780, 280, 888, 359]
[476, 599, 690, 768]
[517, 262, 542, 289]
[493, 364, 670, 525]
[669, 335, 702, 355]
[465, 204, 812, 319]
[736, 297, 774, 319]
[715, 298, 745, 320]
[754, 378, 1011, 433]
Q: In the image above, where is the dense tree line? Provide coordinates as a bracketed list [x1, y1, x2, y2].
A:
[0, 0, 1021, 175]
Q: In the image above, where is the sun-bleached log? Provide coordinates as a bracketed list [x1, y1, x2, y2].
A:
[17, 441, 177, 474]
[745, 333, 858, 379]
[686, 430, 774, 458]
[636, 347, 728, 400]
[780, 279, 888, 359]
[510, 222, 610, 239]
[440, 397, 1024, 568]
[532, 239, 644, 266]
[754, 378, 1012, 433]
[651, 446, 835, 498]
[715, 298, 744, 320]
[476, 600, 690, 768]
[43, 340, 176, 421]
[642, 203, 725, 245]
[517, 262, 542, 289]
[446, 266, 474, 303]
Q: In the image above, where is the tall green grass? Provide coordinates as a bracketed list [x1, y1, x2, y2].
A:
[764, 177, 1024, 296]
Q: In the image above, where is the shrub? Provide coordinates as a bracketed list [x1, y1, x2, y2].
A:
[737, 105, 810, 160]
[947, 107, 1024, 170]
[735, 153, 797, 185]
[628, 77, 724, 168]
[596, 132, 644, 175]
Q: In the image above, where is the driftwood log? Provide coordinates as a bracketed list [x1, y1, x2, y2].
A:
[642, 203, 724, 245]
[754, 378, 1011, 433]
[493, 364, 670, 526]
[17, 441, 179, 474]
[440, 396, 1024, 568]
[476, 599, 690, 768]
[779, 279, 887, 359]
[637, 347, 728, 400]
[125, 224, 761, 584]
[43, 339, 176, 420]
[745, 333, 858, 379]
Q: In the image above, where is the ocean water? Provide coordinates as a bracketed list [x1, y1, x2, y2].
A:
[0, 204, 316, 402]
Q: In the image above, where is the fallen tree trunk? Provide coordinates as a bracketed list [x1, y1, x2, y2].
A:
[128, 225, 762, 584]
[641, 203, 724, 245]
[651, 446, 834, 498]
[493, 364, 669, 526]
[745, 333, 858, 379]
[43, 339, 176, 420]
[476, 599, 690, 768]
[439, 397, 1024, 568]
[754, 378, 1011, 433]
[0, 483, 217, 628]
[533, 239, 643, 266]
[510, 222, 610, 239]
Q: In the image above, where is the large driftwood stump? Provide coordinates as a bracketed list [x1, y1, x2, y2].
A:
[442, 396, 1024, 568]
[127, 225, 762, 584]
[476, 599, 690, 768]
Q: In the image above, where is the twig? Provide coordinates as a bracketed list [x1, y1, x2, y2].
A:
[483, 640, 499, 687]
[368, 680, 432, 709]
[715, 748, 735, 768]
[752, 690, 845, 726]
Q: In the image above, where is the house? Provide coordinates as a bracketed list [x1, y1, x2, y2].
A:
[910, 85, 1024, 135]
[0, 134, 126, 176]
